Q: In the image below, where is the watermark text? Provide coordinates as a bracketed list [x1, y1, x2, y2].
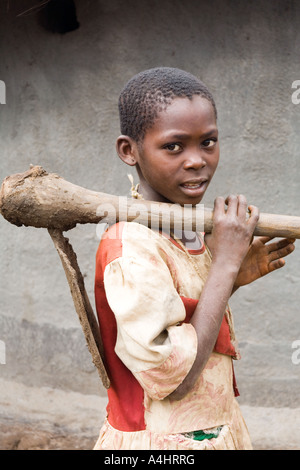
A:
[0, 80, 6, 104]
[95, 199, 205, 240]
[0, 340, 6, 365]
[292, 340, 300, 365]
[291, 80, 300, 104]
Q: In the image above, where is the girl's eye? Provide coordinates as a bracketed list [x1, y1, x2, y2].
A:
[164, 143, 181, 152]
[202, 139, 217, 148]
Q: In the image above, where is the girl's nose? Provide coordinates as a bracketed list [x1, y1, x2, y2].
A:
[183, 151, 207, 170]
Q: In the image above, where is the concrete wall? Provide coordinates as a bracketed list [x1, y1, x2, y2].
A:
[0, 0, 299, 408]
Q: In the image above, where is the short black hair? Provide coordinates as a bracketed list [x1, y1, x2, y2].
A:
[118, 67, 217, 143]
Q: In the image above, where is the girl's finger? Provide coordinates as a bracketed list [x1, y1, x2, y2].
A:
[225, 194, 238, 215]
[237, 194, 248, 219]
[247, 204, 260, 230]
[267, 238, 296, 254]
[213, 196, 226, 216]
[254, 236, 273, 244]
[268, 242, 295, 261]
[268, 258, 286, 272]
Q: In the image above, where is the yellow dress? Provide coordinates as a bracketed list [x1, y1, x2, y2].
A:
[94, 222, 252, 450]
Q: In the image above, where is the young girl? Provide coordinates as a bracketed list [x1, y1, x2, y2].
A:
[94, 67, 295, 450]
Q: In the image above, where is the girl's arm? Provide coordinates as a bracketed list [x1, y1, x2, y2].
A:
[170, 194, 259, 400]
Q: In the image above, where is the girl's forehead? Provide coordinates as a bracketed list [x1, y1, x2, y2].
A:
[150, 95, 217, 135]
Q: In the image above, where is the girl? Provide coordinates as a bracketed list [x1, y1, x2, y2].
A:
[94, 67, 295, 450]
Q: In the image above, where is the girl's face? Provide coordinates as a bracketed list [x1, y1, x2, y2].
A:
[135, 96, 219, 206]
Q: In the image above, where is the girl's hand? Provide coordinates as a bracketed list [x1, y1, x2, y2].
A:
[205, 195, 259, 271]
[234, 236, 295, 287]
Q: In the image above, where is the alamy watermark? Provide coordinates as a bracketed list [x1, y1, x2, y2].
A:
[95, 199, 205, 240]
[0, 80, 6, 104]
[291, 340, 300, 365]
[0, 340, 6, 365]
[291, 80, 300, 104]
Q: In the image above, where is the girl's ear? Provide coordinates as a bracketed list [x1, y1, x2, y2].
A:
[116, 135, 139, 166]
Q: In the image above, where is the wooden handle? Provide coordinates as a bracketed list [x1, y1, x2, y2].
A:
[1, 166, 300, 239]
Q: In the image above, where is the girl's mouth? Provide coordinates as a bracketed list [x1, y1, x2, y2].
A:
[181, 180, 208, 190]
[179, 180, 209, 201]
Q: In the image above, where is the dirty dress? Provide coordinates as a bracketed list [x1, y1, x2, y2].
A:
[94, 222, 252, 450]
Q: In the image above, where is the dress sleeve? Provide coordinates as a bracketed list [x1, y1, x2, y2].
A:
[103, 252, 198, 400]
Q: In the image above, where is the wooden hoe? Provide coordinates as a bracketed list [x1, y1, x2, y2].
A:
[1, 166, 300, 389]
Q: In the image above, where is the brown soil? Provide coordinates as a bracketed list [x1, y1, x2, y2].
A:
[0, 420, 96, 450]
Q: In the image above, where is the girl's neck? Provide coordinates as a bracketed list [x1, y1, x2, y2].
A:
[129, 175, 201, 249]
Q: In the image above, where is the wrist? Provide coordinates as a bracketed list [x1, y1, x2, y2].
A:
[211, 257, 241, 278]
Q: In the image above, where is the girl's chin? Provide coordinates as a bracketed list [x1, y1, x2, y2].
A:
[144, 187, 206, 206]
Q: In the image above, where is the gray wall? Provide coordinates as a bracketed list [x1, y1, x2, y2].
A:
[0, 0, 299, 407]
